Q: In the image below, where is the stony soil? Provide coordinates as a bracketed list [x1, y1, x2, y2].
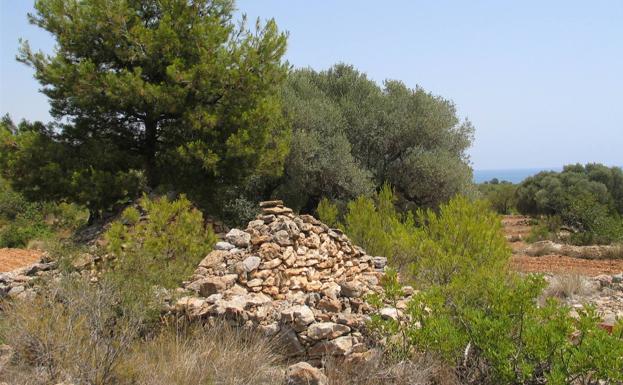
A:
[504, 215, 623, 325]
[505, 215, 623, 276]
[511, 254, 623, 276]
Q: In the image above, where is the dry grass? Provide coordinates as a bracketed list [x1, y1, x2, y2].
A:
[540, 274, 596, 302]
[525, 242, 558, 257]
[0, 277, 141, 385]
[118, 322, 284, 385]
[508, 234, 522, 243]
[324, 352, 460, 385]
[0, 275, 283, 385]
[602, 243, 623, 259]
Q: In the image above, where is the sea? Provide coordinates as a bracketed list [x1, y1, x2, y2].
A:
[473, 167, 563, 184]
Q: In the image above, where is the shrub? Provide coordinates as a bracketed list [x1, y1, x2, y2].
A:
[0, 176, 89, 248]
[317, 197, 341, 228]
[104, 194, 216, 317]
[525, 215, 564, 243]
[0, 277, 142, 385]
[0, 177, 28, 220]
[361, 196, 623, 384]
[516, 164, 623, 245]
[478, 181, 517, 214]
[408, 196, 509, 287]
[341, 185, 420, 271]
[3, 281, 276, 385]
[0, 203, 51, 248]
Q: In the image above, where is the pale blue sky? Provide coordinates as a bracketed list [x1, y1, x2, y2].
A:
[1, 1, 621, 170]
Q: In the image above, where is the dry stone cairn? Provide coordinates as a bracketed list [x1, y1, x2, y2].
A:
[176, 200, 390, 360]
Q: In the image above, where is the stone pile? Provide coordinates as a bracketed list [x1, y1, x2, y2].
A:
[176, 200, 390, 359]
[552, 273, 623, 327]
[0, 259, 56, 301]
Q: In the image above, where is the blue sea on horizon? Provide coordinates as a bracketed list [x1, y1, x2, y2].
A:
[473, 167, 563, 184]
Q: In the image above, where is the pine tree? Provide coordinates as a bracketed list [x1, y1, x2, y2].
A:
[11, 0, 289, 214]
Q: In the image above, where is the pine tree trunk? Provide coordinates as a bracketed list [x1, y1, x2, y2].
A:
[144, 119, 158, 188]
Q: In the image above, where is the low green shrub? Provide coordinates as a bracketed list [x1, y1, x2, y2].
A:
[359, 194, 623, 384]
[0, 177, 28, 220]
[317, 197, 340, 229]
[526, 216, 561, 243]
[0, 177, 89, 248]
[340, 184, 419, 272]
[104, 194, 216, 317]
[0, 204, 51, 248]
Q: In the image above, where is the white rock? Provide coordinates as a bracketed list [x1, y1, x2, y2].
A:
[285, 362, 328, 385]
[214, 241, 235, 251]
[307, 322, 351, 340]
[308, 336, 353, 356]
[225, 229, 251, 248]
[380, 307, 399, 320]
[242, 256, 261, 272]
[281, 305, 315, 331]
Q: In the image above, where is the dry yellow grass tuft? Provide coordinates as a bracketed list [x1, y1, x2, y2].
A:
[540, 274, 596, 302]
[118, 322, 283, 385]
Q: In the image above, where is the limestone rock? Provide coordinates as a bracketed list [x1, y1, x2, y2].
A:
[316, 298, 342, 313]
[199, 250, 229, 269]
[214, 241, 235, 251]
[242, 256, 261, 272]
[307, 322, 351, 340]
[380, 307, 399, 320]
[225, 229, 251, 248]
[260, 200, 284, 208]
[278, 327, 306, 356]
[193, 275, 237, 296]
[282, 305, 315, 331]
[308, 336, 353, 356]
[262, 206, 293, 215]
[285, 362, 328, 385]
[339, 281, 363, 298]
[274, 230, 292, 246]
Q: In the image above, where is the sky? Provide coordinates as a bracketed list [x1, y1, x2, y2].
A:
[1, 1, 621, 170]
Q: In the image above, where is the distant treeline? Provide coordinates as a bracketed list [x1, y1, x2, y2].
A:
[479, 163, 623, 244]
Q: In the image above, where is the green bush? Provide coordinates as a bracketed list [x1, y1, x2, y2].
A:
[316, 197, 341, 229]
[525, 215, 562, 243]
[341, 185, 419, 271]
[0, 201, 51, 248]
[359, 195, 623, 384]
[104, 195, 216, 317]
[0, 178, 89, 248]
[516, 164, 623, 244]
[477, 180, 517, 214]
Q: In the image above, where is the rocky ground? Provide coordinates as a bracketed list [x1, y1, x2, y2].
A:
[505, 215, 623, 326]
